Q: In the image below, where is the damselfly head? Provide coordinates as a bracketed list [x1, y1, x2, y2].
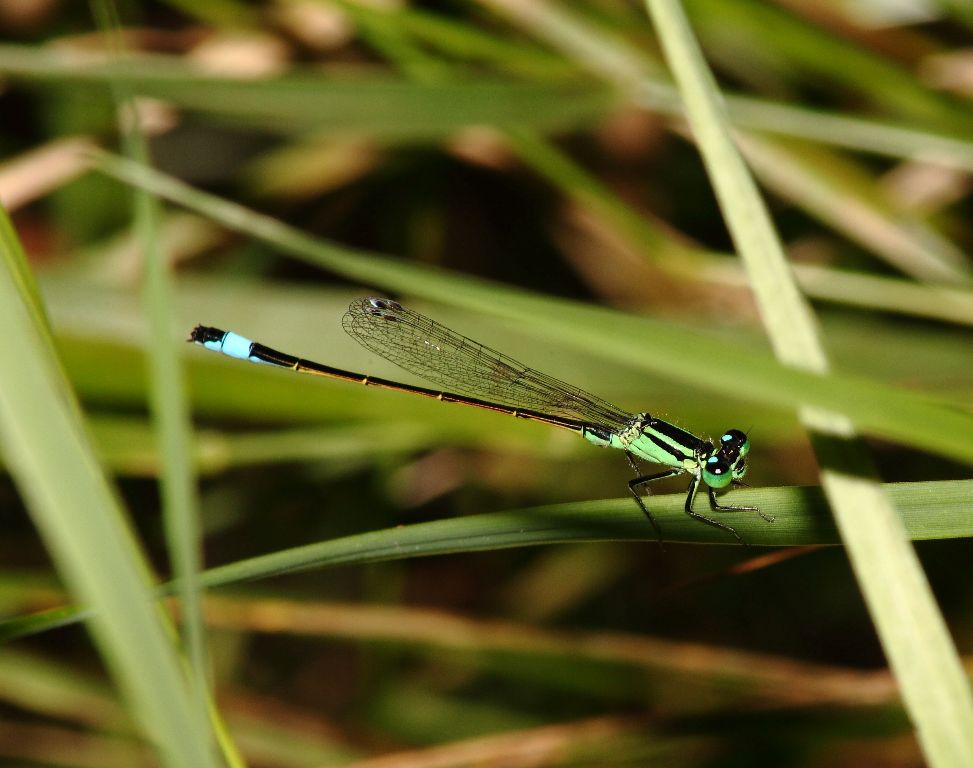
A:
[719, 428, 750, 458]
[702, 429, 750, 488]
[702, 454, 734, 488]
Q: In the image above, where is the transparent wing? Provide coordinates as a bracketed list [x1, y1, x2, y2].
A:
[342, 298, 634, 429]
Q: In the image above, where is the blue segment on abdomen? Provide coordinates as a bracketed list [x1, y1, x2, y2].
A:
[208, 331, 254, 361]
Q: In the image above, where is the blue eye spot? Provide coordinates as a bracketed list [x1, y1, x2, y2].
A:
[707, 456, 718, 464]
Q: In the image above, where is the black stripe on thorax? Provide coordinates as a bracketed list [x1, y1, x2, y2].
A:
[647, 417, 707, 454]
[645, 431, 693, 464]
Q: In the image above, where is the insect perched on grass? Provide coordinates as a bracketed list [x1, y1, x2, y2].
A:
[191, 297, 773, 543]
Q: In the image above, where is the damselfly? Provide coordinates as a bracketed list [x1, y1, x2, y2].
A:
[190, 297, 772, 542]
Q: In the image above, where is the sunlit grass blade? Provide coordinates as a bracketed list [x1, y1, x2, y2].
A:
[759, 264, 973, 327]
[0, 208, 217, 766]
[635, 83, 973, 172]
[739, 135, 972, 283]
[0, 210, 53, 339]
[91, 153, 973, 468]
[643, 1, 973, 764]
[90, 0, 211, 733]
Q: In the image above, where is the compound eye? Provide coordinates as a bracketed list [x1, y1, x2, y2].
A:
[720, 429, 750, 458]
[702, 455, 733, 489]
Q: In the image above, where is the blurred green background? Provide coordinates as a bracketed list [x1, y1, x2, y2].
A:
[1, 0, 972, 766]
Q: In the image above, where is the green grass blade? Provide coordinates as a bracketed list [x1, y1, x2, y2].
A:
[89, 0, 212, 737]
[481, 0, 973, 172]
[782, 265, 973, 326]
[644, 1, 973, 764]
[91, 153, 973, 468]
[478, 0, 654, 83]
[0, 213, 51, 335]
[687, 0, 973, 133]
[0, 208, 216, 766]
[8, 39, 973, 168]
[505, 124, 973, 324]
[2, 479, 971, 643]
[635, 82, 973, 172]
[0, 44, 611, 140]
[504, 126, 692, 261]
[739, 135, 972, 283]
[370, 3, 575, 79]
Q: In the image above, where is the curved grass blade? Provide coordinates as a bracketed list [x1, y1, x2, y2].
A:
[0, 208, 216, 767]
[2, 480, 971, 644]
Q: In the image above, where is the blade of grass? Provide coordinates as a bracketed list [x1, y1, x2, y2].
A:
[738, 134, 972, 283]
[729, 261, 973, 327]
[91, 153, 973, 468]
[42, 270, 969, 414]
[362, 3, 576, 79]
[2, 479, 972, 644]
[198, 595, 899, 708]
[686, 0, 973, 133]
[0, 44, 612, 140]
[479, 0, 655, 84]
[635, 82, 973, 173]
[90, 0, 211, 740]
[0, 206, 53, 340]
[476, 0, 973, 293]
[479, 0, 973, 167]
[505, 125, 973, 324]
[643, 1, 973, 764]
[384, 3, 973, 325]
[86, 417, 461, 477]
[0, 208, 215, 765]
[8, 39, 973, 171]
[335, 0, 453, 82]
[504, 126, 694, 262]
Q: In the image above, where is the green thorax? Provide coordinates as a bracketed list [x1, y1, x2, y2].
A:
[583, 413, 707, 470]
[581, 414, 751, 490]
